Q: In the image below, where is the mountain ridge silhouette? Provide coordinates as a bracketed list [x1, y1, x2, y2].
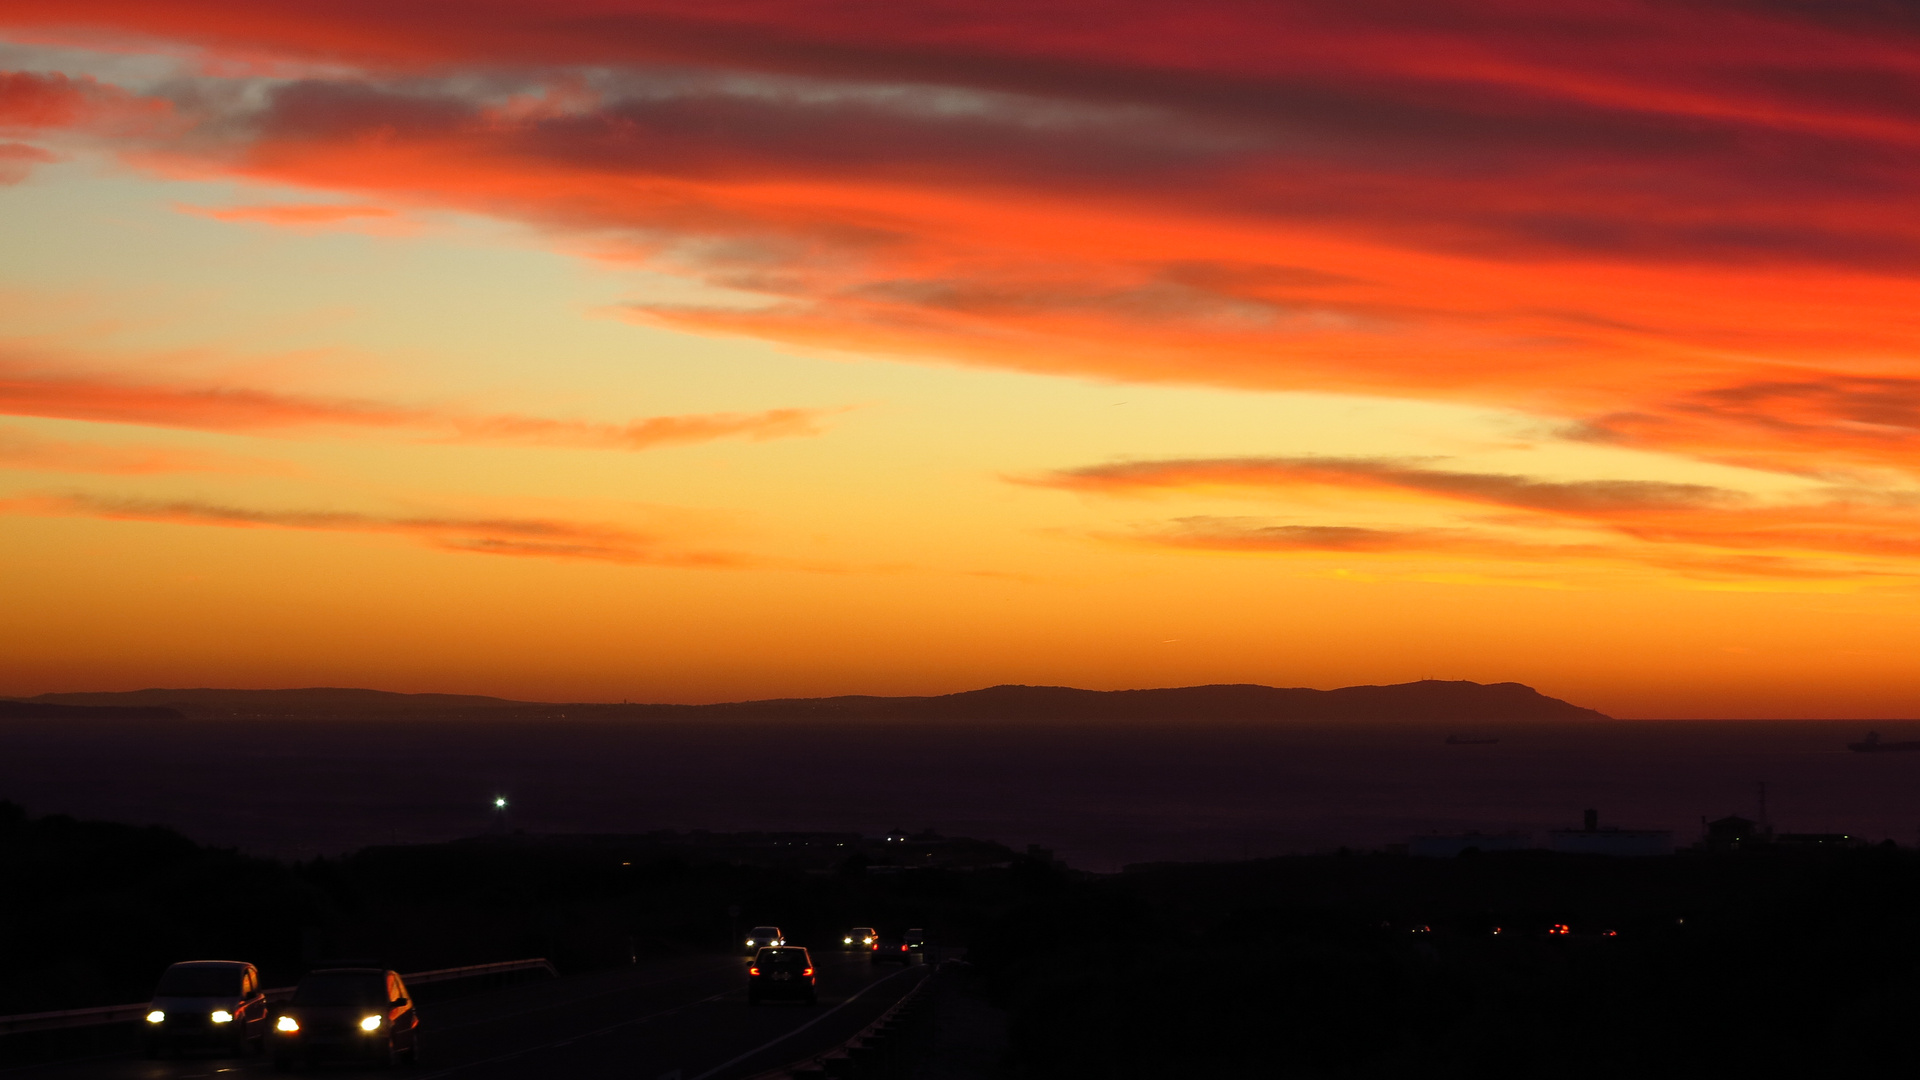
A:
[17, 679, 1608, 722]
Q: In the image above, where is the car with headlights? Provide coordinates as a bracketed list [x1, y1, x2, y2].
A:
[143, 960, 268, 1057]
[904, 928, 927, 959]
[743, 926, 785, 954]
[270, 967, 419, 1070]
[842, 927, 878, 951]
[870, 933, 913, 965]
[747, 947, 816, 1005]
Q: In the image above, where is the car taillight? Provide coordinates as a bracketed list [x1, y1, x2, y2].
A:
[900, 944, 908, 951]
[802, 968, 813, 976]
[748, 966, 760, 976]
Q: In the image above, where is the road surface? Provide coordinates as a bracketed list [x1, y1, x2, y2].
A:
[2, 950, 927, 1080]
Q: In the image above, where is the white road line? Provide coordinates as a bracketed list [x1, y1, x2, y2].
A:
[685, 965, 922, 1080]
[412, 992, 727, 1079]
[432, 958, 739, 1034]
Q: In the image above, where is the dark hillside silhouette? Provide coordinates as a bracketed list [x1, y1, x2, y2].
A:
[25, 687, 524, 719]
[24, 679, 1606, 722]
[703, 680, 1610, 723]
[0, 701, 182, 720]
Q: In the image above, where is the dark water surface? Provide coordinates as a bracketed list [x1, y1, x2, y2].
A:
[4, 719, 1920, 871]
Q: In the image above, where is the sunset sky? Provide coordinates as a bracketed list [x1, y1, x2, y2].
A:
[4, 1, 1920, 716]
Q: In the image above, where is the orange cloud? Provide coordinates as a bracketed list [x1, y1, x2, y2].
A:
[178, 202, 408, 232]
[449, 407, 840, 450]
[0, 366, 419, 431]
[0, 140, 55, 183]
[1134, 515, 1883, 582]
[6, 492, 745, 566]
[0, 364, 843, 449]
[1575, 375, 1920, 476]
[0, 426, 257, 474]
[1035, 456, 1920, 577]
[1027, 457, 1743, 519]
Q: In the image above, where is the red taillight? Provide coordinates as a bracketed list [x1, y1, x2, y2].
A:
[801, 968, 813, 976]
[900, 944, 908, 951]
[748, 966, 760, 976]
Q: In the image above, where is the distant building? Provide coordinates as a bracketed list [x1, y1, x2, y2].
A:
[1773, 832, 1854, 848]
[1408, 831, 1532, 858]
[1703, 814, 1762, 851]
[1548, 809, 1673, 857]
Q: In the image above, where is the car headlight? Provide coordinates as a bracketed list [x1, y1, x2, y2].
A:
[745, 939, 755, 946]
[210, 1010, 233, 1024]
[360, 1016, 382, 1032]
[146, 1010, 165, 1024]
[276, 1016, 300, 1033]
[843, 936, 852, 943]
[862, 937, 873, 944]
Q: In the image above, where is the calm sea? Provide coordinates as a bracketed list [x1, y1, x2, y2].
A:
[4, 718, 1919, 872]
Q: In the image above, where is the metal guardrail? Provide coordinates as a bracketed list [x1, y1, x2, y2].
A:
[400, 958, 559, 987]
[0, 1004, 151, 1038]
[0, 958, 557, 1037]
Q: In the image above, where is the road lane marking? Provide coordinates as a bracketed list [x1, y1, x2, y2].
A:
[411, 992, 727, 1079]
[434, 952, 865, 1035]
[432, 958, 740, 1034]
[685, 965, 923, 1080]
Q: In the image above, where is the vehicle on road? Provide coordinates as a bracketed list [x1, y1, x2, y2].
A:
[870, 933, 913, 965]
[842, 927, 878, 950]
[270, 967, 420, 1070]
[747, 947, 817, 1006]
[143, 960, 269, 1058]
[904, 929, 927, 959]
[743, 926, 785, 954]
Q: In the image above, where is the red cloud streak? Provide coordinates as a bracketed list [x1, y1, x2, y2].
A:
[5, 492, 746, 566]
[6, 2, 1920, 477]
[1037, 456, 1920, 573]
[0, 366, 840, 449]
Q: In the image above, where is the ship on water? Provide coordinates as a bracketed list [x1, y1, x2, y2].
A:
[1847, 731, 1920, 753]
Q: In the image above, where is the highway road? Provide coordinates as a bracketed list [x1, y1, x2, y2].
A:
[1, 950, 928, 1080]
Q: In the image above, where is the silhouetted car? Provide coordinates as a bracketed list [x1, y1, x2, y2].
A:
[743, 925, 785, 954]
[904, 928, 927, 959]
[870, 934, 913, 965]
[842, 927, 878, 950]
[270, 967, 419, 1070]
[748, 947, 817, 1005]
[143, 960, 268, 1057]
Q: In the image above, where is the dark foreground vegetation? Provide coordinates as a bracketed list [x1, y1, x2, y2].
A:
[976, 849, 1920, 1078]
[6, 799, 1920, 1077]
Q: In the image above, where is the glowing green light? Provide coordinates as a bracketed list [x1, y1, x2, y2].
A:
[494, 797, 507, 809]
